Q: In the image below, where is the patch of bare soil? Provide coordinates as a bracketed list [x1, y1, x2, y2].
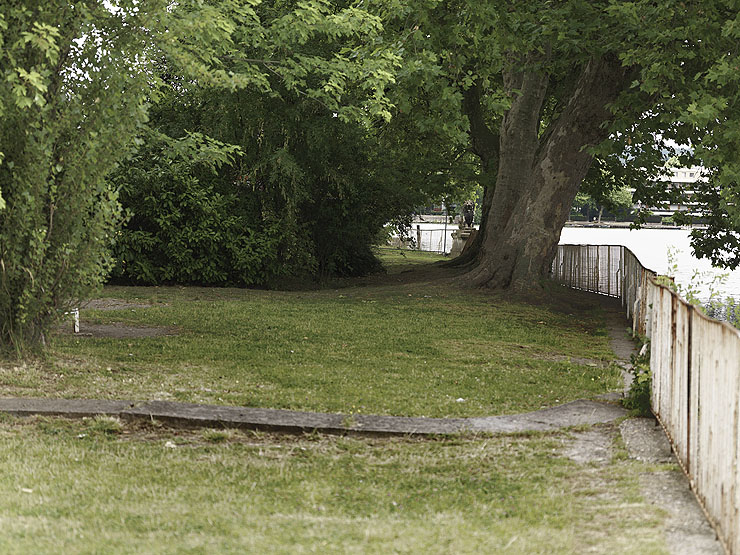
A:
[60, 323, 177, 339]
[515, 282, 610, 313]
[524, 350, 609, 367]
[561, 425, 615, 465]
[342, 262, 465, 289]
[52, 298, 175, 338]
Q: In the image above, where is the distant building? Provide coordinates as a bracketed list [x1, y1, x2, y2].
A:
[646, 166, 705, 218]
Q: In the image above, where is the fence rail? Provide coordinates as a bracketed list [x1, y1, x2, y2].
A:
[554, 243, 740, 554]
[391, 229, 452, 254]
[552, 244, 654, 335]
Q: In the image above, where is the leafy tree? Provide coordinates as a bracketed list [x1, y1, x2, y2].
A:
[577, 157, 635, 223]
[0, 1, 397, 351]
[572, 187, 633, 223]
[0, 2, 160, 350]
[374, 0, 740, 288]
[666, 9, 740, 268]
[110, 83, 424, 285]
[108, 0, 423, 286]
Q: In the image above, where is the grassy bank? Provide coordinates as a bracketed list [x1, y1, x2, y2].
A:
[0, 251, 673, 553]
[0, 415, 667, 554]
[0, 249, 624, 417]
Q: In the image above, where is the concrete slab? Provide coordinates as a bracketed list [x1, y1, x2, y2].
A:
[468, 399, 628, 433]
[620, 417, 674, 463]
[124, 401, 471, 435]
[620, 418, 723, 555]
[0, 398, 138, 418]
[0, 397, 628, 436]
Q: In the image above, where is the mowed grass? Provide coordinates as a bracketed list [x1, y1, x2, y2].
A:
[375, 246, 449, 272]
[0, 248, 625, 417]
[0, 252, 668, 553]
[0, 415, 668, 554]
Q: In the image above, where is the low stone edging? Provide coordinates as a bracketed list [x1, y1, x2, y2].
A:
[0, 397, 626, 436]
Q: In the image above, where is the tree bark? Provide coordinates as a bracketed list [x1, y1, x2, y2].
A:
[463, 55, 630, 289]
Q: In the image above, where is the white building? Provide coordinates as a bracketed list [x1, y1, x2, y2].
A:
[643, 166, 706, 218]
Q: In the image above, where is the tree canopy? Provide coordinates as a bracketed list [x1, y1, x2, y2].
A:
[108, 78, 434, 286]
[4, 0, 740, 350]
[368, 0, 740, 288]
[0, 0, 398, 350]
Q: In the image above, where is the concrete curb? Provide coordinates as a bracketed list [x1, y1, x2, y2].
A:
[0, 397, 627, 436]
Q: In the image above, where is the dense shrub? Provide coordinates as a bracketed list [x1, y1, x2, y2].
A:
[109, 133, 314, 286]
[109, 89, 420, 286]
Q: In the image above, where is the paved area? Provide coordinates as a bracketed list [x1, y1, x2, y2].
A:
[599, 296, 724, 555]
[0, 397, 627, 436]
[621, 418, 723, 555]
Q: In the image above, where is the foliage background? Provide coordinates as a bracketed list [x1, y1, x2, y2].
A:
[109, 82, 432, 286]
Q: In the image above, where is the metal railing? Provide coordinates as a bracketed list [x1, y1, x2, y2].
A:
[552, 244, 655, 335]
[554, 243, 740, 554]
[390, 229, 453, 254]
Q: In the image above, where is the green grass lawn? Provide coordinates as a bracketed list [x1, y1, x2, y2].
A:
[0, 249, 624, 418]
[0, 251, 672, 553]
[0, 414, 668, 554]
[374, 246, 450, 272]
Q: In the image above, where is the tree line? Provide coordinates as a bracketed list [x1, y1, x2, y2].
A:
[2, 0, 740, 351]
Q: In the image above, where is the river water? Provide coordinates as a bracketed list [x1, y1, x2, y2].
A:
[410, 222, 740, 301]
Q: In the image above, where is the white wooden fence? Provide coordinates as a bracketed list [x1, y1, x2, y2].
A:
[554, 243, 740, 554]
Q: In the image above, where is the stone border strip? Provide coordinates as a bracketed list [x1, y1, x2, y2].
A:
[0, 397, 626, 436]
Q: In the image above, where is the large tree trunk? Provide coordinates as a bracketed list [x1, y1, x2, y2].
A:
[463, 55, 629, 289]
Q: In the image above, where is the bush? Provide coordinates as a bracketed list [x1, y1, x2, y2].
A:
[109, 88, 418, 287]
[108, 133, 313, 287]
[0, 5, 149, 352]
[622, 343, 652, 417]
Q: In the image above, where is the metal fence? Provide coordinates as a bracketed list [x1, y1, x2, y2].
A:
[416, 229, 450, 253]
[552, 244, 654, 335]
[390, 229, 453, 254]
[554, 243, 740, 554]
